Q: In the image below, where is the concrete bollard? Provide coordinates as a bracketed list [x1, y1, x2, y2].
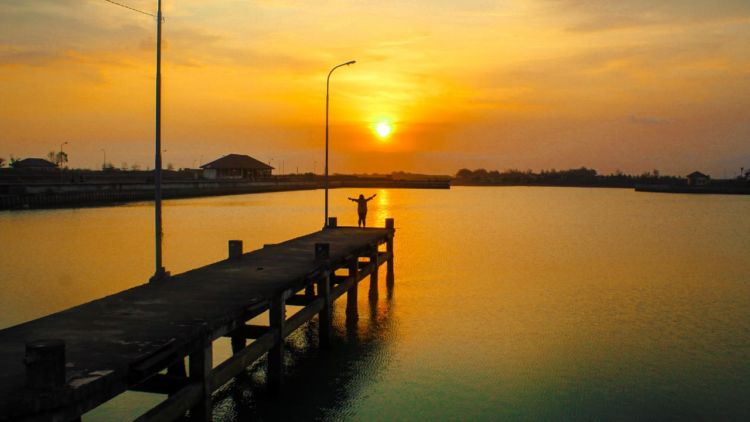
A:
[25, 339, 66, 388]
[228, 240, 243, 259]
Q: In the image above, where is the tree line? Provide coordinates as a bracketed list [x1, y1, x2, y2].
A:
[454, 167, 683, 187]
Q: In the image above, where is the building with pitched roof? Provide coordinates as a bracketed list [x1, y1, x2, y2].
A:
[12, 158, 58, 170]
[687, 171, 710, 186]
[200, 154, 274, 180]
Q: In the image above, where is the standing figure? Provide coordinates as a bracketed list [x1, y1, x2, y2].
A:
[348, 193, 377, 227]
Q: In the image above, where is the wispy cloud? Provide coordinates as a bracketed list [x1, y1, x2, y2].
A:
[629, 115, 671, 125]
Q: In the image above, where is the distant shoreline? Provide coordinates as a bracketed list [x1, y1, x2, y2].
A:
[635, 185, 750, 195]
[0, 178, 450, 211]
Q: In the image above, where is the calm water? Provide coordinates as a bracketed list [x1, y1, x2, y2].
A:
[1, 187, 749, 420]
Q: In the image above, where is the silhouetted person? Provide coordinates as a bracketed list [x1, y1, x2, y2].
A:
[348, 193, 376, 227]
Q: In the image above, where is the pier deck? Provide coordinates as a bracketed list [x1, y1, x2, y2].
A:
[0, 220, 395, 421]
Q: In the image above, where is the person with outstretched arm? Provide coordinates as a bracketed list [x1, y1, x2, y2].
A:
[348, 193, 377, 227]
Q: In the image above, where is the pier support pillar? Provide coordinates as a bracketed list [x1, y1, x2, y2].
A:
[167, 358, 187, 378]
[188, 342, 213, 421]
[25, 339, 65, 389]
[305, 284, 315, 300]
[385, 218, 395, 288]
[268, 294, 286, 394]
[230, 336, 245, 355]
[347, 259, 359, 321]
[315, 243, 332, 348]
[369, 249, 379, 299]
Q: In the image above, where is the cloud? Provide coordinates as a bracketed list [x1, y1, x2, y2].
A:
[629, 115, 671, 125]
[541, 0, 750, 32]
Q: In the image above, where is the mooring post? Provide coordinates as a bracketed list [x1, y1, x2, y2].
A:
[188, 341, 213, 421]
[369, 247, 379, 299]
[228, 240, 246, 354]
[385, 218, 395, 287]
[24, 339, 65, 389]
[315, 243, 332, 348]
[228, 240, 243, 260]
[327, 216, 338, 228]
[347, 258, 359, 321]
[268, 293, 286, 393]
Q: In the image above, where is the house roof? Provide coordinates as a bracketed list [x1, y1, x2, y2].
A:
[200, 154, 274, 170]
[13, 158, 57, 168]
[687, 171, 709, 178]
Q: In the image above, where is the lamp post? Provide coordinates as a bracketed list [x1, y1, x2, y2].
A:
[324, 60, 355, 227]
[59, 142, 68, 168]
[59, 141, 68, 184]
[152, 0, 166, 281]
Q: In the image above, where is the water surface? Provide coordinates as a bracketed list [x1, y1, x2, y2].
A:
[1, 187, 749, 420]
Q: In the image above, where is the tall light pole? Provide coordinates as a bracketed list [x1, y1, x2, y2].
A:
[59, 141, 68, 168]
[59, 141, 68, 184]
[99, 0, 165, 281]
[152, 0, 166, 281]
[324, 60, 355, 227]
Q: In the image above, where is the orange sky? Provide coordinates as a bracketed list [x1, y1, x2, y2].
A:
[1, 0, 749, 176]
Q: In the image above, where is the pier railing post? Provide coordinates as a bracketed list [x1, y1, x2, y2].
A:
[188, 341, 213, 421]
[385, 218, 395, 287]
[327, 216, 337, 228]
[347, 259, 359, 321]
[228, 240, 243, 260]
[25, 339, 65, 389]
[229, 240, 246, 354]
[315, 243, 332, 347]
[268, 294, 286, 393]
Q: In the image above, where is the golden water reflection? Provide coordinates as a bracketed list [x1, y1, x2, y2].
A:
[1, 187, 750, 420]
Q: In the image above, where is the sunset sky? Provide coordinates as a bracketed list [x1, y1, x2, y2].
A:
[1, 0, 749, 176]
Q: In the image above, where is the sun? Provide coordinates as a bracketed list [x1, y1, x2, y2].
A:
[375, 121, 392, 139]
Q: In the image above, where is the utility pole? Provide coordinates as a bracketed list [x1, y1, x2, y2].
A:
[151, 0, 166, 282]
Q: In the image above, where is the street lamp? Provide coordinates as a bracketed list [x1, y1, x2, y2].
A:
[59, 141, 68, 184]
[59, 141, 68, 168]
[152, 0, 166, 281]
[324, 60, 356, 227]
[97, 0, 166, 281]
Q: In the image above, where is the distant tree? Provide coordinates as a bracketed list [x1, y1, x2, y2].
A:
[653, 169, 660, 178]
[166, 163, 174, 171]
[121, 162, 129, 170]
[0, 157, 5, 168]
[9, 155, 20, 168]
[47, 150, 68, 167]
[131, 164, 141, 171]
[456, 168, 473, 178]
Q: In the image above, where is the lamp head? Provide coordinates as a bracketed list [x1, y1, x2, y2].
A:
[345, 60, 356, 65]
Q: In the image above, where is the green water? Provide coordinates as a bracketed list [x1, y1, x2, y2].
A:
[1, 187, 749, 420]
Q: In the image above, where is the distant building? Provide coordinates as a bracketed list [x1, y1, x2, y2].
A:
[687, 171, 710, 186]
[200, 154, 274, 180]
[12, 158, 58, 170]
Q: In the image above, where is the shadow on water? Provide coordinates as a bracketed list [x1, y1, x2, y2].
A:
[212, 288, 396, 421]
